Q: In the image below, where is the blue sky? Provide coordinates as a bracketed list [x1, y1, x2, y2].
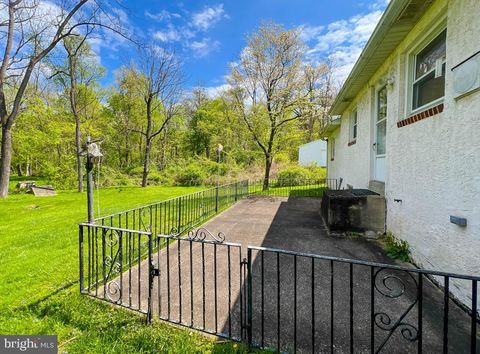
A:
[93, 0, 390, 93]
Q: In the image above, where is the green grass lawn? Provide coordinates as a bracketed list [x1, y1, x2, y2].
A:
[0, 184, 253, 353]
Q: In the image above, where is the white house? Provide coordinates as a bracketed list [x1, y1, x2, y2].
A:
[323, 0, 480, 308]
[298, 139, 327, 167]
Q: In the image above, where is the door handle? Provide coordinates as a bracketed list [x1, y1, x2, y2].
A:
[373, 142, 377, 151]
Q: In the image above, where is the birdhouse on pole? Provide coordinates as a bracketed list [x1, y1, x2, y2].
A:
[81, 136, 103, 223]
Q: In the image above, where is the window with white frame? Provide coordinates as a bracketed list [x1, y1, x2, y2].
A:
[349, 110, 358, 142]
[410, 28, 447, 112]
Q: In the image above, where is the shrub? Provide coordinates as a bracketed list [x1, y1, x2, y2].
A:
[95, 166, 135, 187]
[128, 165, 160, 177]
[128, 166, 145, 176]
[276, 165, 326, 186]
[148, 172, 174, 186]
[44, 163, 78, 190]
[274, 152, 291, 164]
[383, 232, 410, 262]
[174, 164, 207, 186]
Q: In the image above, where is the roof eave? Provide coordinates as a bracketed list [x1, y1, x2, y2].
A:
[329, 0, 433, 115]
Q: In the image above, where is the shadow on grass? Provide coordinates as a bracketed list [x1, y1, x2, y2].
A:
[13, 282, 257, 353]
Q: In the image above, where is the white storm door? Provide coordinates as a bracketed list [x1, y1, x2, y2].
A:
[374, 86, 387, 182]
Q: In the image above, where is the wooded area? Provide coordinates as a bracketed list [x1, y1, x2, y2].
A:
[0, 1, 337, 198]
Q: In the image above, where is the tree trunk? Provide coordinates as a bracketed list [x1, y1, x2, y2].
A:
[141, 97, 153, 187]
[263, 124, 275, 191]
[67, 49, 83, 193]
[16, 164, 23, 176]
[141, 138, 151, 187]
[75, 119, 83, 192]
[263, 154, 272, 191]
[0, 127, 12, 197]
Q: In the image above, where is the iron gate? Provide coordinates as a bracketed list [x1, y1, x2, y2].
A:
[79, 224, 153, 315]
[80, 225, 479, 353]
[152, 229, 245, 340]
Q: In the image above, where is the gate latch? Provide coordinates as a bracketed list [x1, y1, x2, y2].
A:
[150, 263, 159, 277]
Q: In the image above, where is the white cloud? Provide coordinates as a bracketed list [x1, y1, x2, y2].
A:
[189, 38, 220, 58]
[205, 83, 231, 98]
[147, 4, 227, 58]
[112, 8, 129, 25]
[153, 25, 182, 42]
[369, 0, 391, 11]
[299, 25, 324, 42]
[300, 2, 386, 82]
[191, 4, 227, 31]
[145, 10, 181, 22]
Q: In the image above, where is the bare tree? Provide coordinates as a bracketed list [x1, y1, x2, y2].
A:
[227, 22, 310, 190]
[299, 60, 337, 141]
[0, 0, 127, 197]
[128, 45, 183, 187]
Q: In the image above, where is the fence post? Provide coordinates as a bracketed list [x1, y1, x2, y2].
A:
[79, 224, 84, 293]
[235, 182, 238, 202]
[215, 185, 219, 213]
[146, 232, 153, 324]
[178, 197, 182, 231]
[247, 248, 253, 345]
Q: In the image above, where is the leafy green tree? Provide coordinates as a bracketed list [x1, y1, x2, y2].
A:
[0, 0, 124, 197]
[228, 23, 311, 189]
[50, 36, 105, 191]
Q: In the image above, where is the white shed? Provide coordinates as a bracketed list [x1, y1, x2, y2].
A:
[298, 139, 327, 167]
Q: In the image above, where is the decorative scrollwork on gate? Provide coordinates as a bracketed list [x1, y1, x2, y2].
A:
[374, 312, 419, 341]
[106, 280, 121, 303]
[169, 226, 180, 237]
[106, 229, 120, 247]
[373, 268, 419, 352]
[375, 272, 410, 298]
[187, 227, 225, 243]
[104, 255, 121, 273]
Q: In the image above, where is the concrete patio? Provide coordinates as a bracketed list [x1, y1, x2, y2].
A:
[101, 195, 478, 353]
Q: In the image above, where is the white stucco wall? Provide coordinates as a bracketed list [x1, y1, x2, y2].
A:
[298, 139, 327, 167]
[327, 0, 480, 309]
[326, 87, 374, 189]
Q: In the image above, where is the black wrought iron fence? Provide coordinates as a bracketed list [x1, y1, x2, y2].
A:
[248, 178, 338, 197]
[93, 178, 336, 235]
[153, 229, 245, 340]
[246, 246, 479, 353]
[95, 180, 249, 234]
[79, 224, 153, 316]
[79, 224, 479, 353]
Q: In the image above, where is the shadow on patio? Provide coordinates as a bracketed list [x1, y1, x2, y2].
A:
[212, 195, 478, 353]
